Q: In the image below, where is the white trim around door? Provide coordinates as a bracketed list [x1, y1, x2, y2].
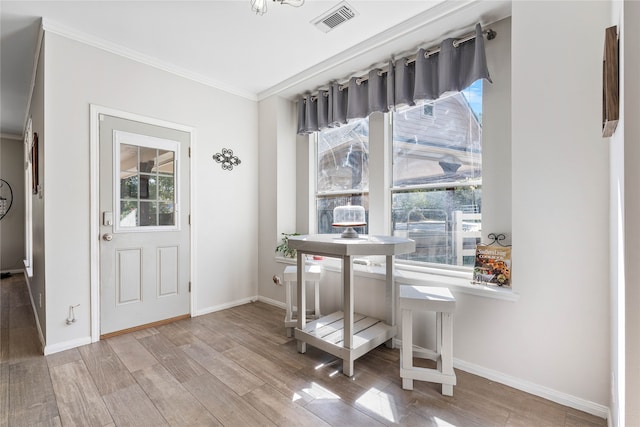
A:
[89, 105, 196, 342]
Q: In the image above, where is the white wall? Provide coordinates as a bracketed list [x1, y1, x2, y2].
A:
[511, 0, 609, 409]
[609, 3, 623, 426]
[27, 38, 46, 342]
[0, 137, 25, 272]
[41, 31, 259, 349]
[619, 2, 640, 425]
[257, 95, 298, 306]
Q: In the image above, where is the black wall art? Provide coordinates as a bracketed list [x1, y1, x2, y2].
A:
[213, 148, 241, 171]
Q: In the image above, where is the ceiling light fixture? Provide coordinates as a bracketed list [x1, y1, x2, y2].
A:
[251, 0, 305, 16]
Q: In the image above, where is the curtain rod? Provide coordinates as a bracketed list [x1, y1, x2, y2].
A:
[310, 27, 496, 98]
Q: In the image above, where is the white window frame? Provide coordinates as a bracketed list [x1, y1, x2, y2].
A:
[113, 131, 180, 233]
[309, 102, 518, 302]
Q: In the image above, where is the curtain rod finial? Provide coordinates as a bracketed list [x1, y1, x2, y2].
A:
[486, 29, 497, 40]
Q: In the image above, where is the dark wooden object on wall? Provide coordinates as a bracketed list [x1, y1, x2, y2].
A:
[31, 132, 39, 194]
[602, 25, 619, 137]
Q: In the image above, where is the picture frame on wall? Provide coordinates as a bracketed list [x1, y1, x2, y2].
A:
[602, 25, 619, 138]
[31, 132, 38, 194]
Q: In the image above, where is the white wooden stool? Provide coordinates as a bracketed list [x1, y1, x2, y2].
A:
[399, 285, 456, 396]
[284, 264, 322, 337]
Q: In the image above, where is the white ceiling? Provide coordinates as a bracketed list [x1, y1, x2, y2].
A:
[0, 0, 511, 136]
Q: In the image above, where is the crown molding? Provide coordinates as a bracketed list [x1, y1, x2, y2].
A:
[40, 18, 258, 102]
[258, 0, 510, 101]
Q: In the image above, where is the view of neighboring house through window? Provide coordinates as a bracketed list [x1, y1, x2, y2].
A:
[314, 81, 482, 269]
[392, 81, 483, 267]
[315, 118, 369, 235]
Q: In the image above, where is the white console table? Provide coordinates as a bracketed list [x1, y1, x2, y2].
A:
[287, 234, 415, 377]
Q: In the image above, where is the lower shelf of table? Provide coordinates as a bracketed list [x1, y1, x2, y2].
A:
[294, 311, 397, 361]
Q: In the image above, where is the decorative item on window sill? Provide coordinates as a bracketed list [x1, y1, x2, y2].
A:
[213, 148, 241, 171]
[275, 232, 300, 258]
[472, 233, 512, 287]
[332, 205, 366, 239]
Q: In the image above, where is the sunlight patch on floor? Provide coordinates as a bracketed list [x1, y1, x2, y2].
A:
[355, 387, 397, 423]
[433, 416, 457, 426]
[303, 382, 341, 400]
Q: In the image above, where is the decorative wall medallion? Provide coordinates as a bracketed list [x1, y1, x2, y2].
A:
[213, 148, 241, 171]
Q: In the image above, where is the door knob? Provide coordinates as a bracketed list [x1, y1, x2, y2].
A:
[103, 233, 113, 241]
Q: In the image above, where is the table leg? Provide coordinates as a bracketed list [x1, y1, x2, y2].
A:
[343, 255, 353, 351]
[343, 359, 354, 377]
[296, 252, 307, 354]
[385, 254, 395, 348]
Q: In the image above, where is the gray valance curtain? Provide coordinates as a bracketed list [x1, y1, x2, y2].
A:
[297, 23, 492, 135]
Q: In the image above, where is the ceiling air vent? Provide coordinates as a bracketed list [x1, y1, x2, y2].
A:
[312, 1, 358, 33]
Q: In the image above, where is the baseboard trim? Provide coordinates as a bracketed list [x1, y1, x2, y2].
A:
[452, 358, 610, 420]
[193, 296, 258, 317]
[44, 336, 92, 355]
[257, 295, 286, 310]
[0, 269, 26, 275]
[389, 338, 608, 420]
[23, 272, 45, 353]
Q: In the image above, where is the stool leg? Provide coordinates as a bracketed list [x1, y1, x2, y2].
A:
[401, 308, 414, 390]
[285, 280, 293, 337]
[296, 254, 307, 354]
[436, 311, 442, 372]
[441, 312, 454, 396]
[343, 359, 354, 377]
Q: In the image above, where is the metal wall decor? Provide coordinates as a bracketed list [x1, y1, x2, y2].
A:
[0, 179, 13, 220]
[213, 148, 241, 171]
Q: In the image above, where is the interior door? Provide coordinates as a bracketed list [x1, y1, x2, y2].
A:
[99, 114, 190, 336]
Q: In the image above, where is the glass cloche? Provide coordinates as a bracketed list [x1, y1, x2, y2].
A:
[332, 205, 366, 238]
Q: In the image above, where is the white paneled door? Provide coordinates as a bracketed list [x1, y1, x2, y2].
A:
[99, 114, 190, 335]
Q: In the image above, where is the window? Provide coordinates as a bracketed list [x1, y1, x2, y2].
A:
[315, 118, 369, 235]
[392, 82, 483, 267]
[115, 131, 179, 231]
[314, 82, 482, 269]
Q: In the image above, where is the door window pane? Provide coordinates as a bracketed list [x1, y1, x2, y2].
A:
[139, 201, 157, 226]
[120, 174, 138, 199]
[116, 135, 178, 229]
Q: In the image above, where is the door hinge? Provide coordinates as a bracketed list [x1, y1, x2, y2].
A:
[188, 147, 191, 157]
[188, 282, 191, 292]
[188, 214, 191, 225]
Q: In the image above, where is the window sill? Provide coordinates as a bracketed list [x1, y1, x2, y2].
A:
[274, 256, 519, 302]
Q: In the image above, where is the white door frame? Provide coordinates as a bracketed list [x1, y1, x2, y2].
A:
[89, 105, 196, 342]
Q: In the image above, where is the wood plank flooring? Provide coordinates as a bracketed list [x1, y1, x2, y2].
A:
[1, 273, 607, 426]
